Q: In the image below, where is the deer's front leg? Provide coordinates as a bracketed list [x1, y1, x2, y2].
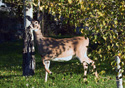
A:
[43, 60, 51, 82]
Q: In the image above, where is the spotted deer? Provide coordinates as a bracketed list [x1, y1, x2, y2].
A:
[30, 21, 98, 82]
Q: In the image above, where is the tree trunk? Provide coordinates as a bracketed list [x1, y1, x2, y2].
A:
[23, 0, 35, 76]
[116, 56, 123, 88]
[41, 8, 44, 36]
[0, 0, 2, 3]
[37, 0, 40, 20]
[37, 0, 44, 36]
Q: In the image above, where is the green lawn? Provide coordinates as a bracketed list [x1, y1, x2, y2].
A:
[0, 40, 124, 88]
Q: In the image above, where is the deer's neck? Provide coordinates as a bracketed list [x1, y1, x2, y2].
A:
[34, 29, 44, 43]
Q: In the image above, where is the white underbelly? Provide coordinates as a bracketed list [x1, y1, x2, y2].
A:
[51, 55, 73, 62]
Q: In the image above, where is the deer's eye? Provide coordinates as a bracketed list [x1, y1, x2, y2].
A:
[35, 21, 38, 24]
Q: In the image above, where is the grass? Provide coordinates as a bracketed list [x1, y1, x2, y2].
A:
[0, 40, 124, 88]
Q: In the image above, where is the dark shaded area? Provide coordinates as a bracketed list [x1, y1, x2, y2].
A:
[0, 12, 23, 42]
[33, 11, 77, 36]
[0, 40, 23, 67]
[0, 75, 22, 79]
[0, 2, 24, 43]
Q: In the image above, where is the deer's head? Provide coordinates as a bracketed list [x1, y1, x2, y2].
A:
[30, 21, 40, 31]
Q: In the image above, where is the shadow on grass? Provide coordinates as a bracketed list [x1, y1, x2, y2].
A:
[0, 40, 23, 68]
[0, 75, 22, 79]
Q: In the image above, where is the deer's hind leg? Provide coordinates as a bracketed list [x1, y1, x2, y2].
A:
[81, 51, 98, 78]
[76, 50, 89, 81]
[76, 50, 98, 81]
[82, 61, 88, 81]
[87, 59, 98, 78]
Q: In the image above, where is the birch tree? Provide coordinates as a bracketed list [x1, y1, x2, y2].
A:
[23, 0, 35, 76]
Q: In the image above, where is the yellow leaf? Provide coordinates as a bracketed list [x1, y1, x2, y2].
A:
[116, 42, 119, 46]
[113, 35, 116, 39]
[48, 8, 52, 13]
[85, 23, 89, 26]
[81, 28, 84, 33]
[90, 14, 94, 18]
[107, 46, 110, 50]
[40, 6, 44, 11]
[103, 36, 106, 40]
[114, 20, 118, 25]
[58, 3, 61, 5]
[100, 54, 102, 58]
[103, 21, 106, 25]
[102, 5, 106, 9]
[97, 11, 104, 16]
[68, 0, 72, 4]
[100, 70, 106, 75]
[81, 5, 85, 11]
[79, 0, 84, 4]
[50, 3, 54, 7]
[87, 7, 90, 10]
[45, 5, 48, 9]
[33, 3, 37, 6]
[118, 53, 122, 56]
[111, 40, 112, 43]
[91, 3, 94, 7]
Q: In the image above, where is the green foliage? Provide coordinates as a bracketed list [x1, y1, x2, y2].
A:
[33, 0, 124, 73]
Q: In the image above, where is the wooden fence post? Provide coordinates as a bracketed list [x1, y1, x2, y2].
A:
[115, 56, 123, 88]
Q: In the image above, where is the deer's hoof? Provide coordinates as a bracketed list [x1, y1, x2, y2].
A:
[50, 72, 52, 75]
[84, 80, 89, 84]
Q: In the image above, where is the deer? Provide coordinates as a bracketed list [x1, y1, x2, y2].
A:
[30, 20, 98, 82]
